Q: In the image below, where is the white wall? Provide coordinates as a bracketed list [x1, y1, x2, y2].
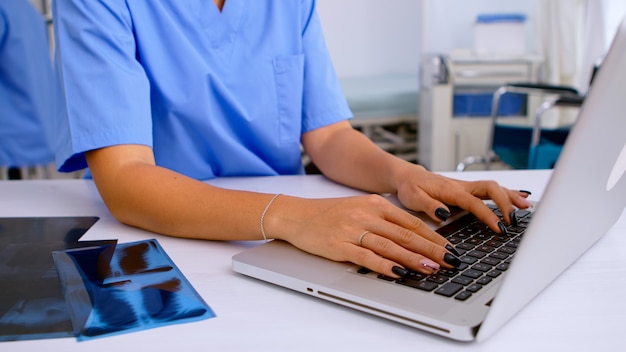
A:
[423, 0, 536, 55]
[316, 0, 422, 78]
[317, 0, 537, 79]
[604, 0, 626, 45]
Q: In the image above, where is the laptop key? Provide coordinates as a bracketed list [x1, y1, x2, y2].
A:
[427, 274, 449, 284]
[377, 274, 395, 281]
[452, 276, 473, 286]
[480, 257, 500, 266]
[461, 269, 483, 279]
[457, 262, 470, 270]
[438, 268, 459, 277]
[489, 251, 509, 260]
[486, 270, 502, 278]
[435, 282, 464, 297]
[472, 263, 492, 272]
[496, 263, 509, 271]
[357, 267, 372, 274]
[507, 226, 526, 234]
[460, 256, 478, 264]
[467, 250, 487, 258]
[475, 232, 492, 240]
[505, 241, 519, 249]
[466, 237, 484, 246]
[476, 244, 496, 253]
[437, 213, 477, 237]
[407, 271, 427, 280]
[455, 291, 472, 301]
[456, 242, 475, 251]
[448, 236, 463, 244]
[484, 239, 505, 247]
[466, 284, 482, 293]
[498, 246, 516, 255]
[397, 279, 439, 292]
[476, 276, 493, 285]
[455, 232, 472, 239]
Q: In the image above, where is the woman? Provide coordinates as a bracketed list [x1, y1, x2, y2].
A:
[52, 0, 531, 279]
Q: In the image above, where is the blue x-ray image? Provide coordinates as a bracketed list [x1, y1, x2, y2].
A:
[0, 216, 106, 341]
[52, 239, 215, 341]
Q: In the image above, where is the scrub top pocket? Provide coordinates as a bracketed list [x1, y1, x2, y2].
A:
[273, 54, 305, 144]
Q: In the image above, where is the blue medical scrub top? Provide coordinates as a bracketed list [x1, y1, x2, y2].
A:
[0, 0, 55, 166]
[53, 0, 352, 180]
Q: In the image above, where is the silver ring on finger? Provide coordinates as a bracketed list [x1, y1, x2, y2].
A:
[357, 230, 371, 247]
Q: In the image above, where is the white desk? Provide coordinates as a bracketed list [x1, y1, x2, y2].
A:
[2, 170, 625, 351]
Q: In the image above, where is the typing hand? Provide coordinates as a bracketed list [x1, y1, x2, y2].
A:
[394, 166, 532, 235]
[267, 195, 462, 279]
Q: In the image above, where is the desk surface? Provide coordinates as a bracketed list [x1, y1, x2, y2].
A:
[1, 170, 625, 351]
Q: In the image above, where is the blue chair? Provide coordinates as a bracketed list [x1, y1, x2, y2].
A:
[526, 94, 584, 169]
[457, 59, 601, 172]
[456, 80, 592, 171]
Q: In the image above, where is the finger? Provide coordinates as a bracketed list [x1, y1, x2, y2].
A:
[347, 197, 462, 271]
[512, 190, 534, 208]
[400, 185, 453, 223]
[478, 181, 517, 225]
[380, 205, 450, 247]
[453, 182, 506, 233]
[357, 216, 463, 271]
[379, 202, 465, 259]
[482, 187, 533, 225]
[351, 248, 428, 279]
[353, 232, 457, 277]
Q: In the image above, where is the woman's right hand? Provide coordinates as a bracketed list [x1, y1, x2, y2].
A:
[264, 194, 461, 278]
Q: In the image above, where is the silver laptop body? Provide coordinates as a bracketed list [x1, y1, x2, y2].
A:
[232, 17, 626, 342]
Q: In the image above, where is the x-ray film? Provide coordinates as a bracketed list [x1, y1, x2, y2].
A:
[0, 217, 104, 341]
[52, 239, 215, 341]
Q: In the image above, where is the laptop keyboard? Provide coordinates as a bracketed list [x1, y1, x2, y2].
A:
[357, 205, 533, 302]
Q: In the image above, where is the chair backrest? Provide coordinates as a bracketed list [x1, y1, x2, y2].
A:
[457, 55, 606, 172]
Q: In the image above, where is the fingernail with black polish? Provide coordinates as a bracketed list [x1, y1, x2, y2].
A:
[443, 253, 462, 268]
[445, 244, 461, 257]
[392, 266, 409, 277]
[509, 210, 518, 226]
[498, 221, 509, 235]
[519, 190, 532, 195]
[435, 207, 451, 221]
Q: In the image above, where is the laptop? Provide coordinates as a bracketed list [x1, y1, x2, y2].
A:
[232, 17, 626, 342]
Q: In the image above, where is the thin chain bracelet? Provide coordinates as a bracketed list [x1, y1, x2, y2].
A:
[260, 193, 281, 242]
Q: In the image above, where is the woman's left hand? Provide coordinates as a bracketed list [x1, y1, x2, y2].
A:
[395, 165, 533, 233]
